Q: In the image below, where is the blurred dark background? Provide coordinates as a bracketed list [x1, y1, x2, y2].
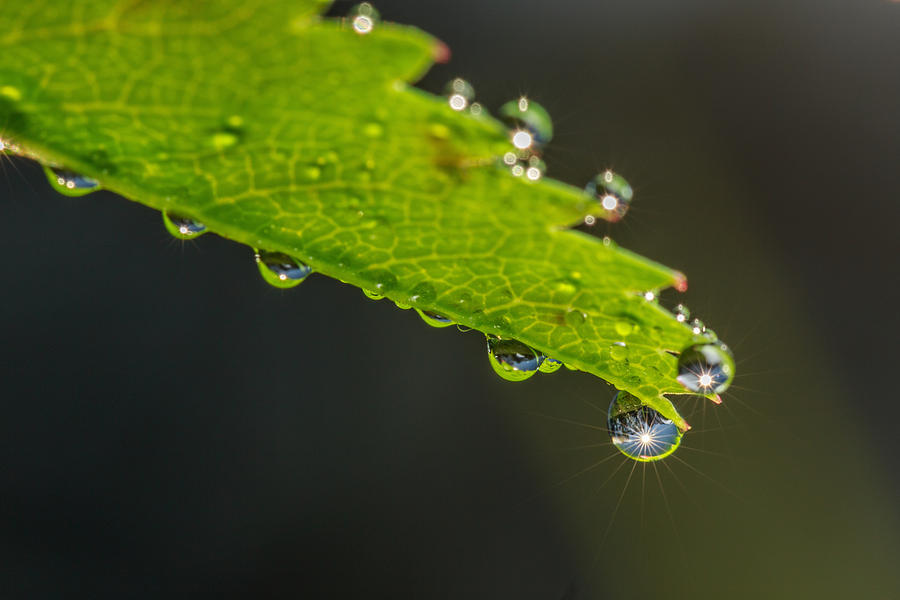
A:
[1, 0, 899, 597]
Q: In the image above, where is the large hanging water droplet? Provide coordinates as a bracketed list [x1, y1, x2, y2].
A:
[349, 3, 380, 34]
[486, 335, 541, 382]
[585, 170, 633, 222]
[162, 211, 207, 240]
[608, 391, 683, 462]
[444, 77, 475, 112]
[43, 166, 100, 197]
[676, 343, 735, 394]
[255, 249, 311, 289]
[538, 357, 562, 374]
[499, 96, 554, 147]
[416, 309, 453, 328]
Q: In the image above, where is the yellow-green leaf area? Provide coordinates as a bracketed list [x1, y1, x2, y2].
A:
[0, 0, 724, 427]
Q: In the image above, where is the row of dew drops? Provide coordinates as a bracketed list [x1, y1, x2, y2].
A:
[22, 163, 733, 465]
[438, 42, 732, 462]
[0, 3, 733, 462]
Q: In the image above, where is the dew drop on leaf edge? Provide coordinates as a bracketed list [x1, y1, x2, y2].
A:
[486, 335, 541, 382]
[162, 210, 207, 240]
[255, 249, 312, 289]
[444, 77, 475, 112]
[43, 165, 100, 196]
[608, 391, 683, 462]
[538, 356, 562, 374]
[585, 169, 633, 222]
[498, 96, 554, 147]
[416, 309, 454, 328]
[676, 343, 735, 394]
[349, 3, 380, 34]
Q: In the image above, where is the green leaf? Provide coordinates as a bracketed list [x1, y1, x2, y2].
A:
[0, 0, 729, 430]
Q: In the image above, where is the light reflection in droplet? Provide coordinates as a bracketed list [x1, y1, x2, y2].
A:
[512, 130, 533, 150]
[601, 194, 618, 211]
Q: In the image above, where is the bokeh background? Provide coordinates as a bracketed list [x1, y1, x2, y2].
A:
[2, 0, 899, 597]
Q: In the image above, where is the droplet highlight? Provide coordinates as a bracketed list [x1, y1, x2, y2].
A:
[162, 211, 207, 240]
[676, 343, 735, 394]
[486, 335, 541, 382]
[43, 166, 100, 197]
[444, 77, 475, 112]
[255, 250, 311, 289]
[349, 3, 379, 34]
[608, 391, 683, 462]
[674, 304, 691, 323]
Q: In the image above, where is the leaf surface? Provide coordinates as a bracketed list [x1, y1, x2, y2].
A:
[0, 0, 723, 427]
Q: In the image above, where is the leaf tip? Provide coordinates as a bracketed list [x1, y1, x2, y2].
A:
[432, 39, 452, 64]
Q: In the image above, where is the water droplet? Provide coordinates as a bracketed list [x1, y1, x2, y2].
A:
[538, 357, 562, 374]
[363, 289, 384, 300]
[642, 290, 657, 303]
[469, 102, 483, 116]
[585, 170, 633, 222]
[674, 304, 690, 323]
[690, 318, 705, 335]
[444, 77, 475, 112]
[609, 342, 629, 361]
[255, 250, 311, 289]
[162, 211, 207, 240]
[584, 215, 596, 226]
[564, 309, 587, 329]
[349, 3, 379, 34]
[676, 343, 735, 394]
[511, 130, 534, 150]
[608, 391, 683, 462]
[525, 157, 546, 182]
[43, 166, 100, 196]
[0, 85, 21, 101]
[486, 335, 541, 382]
[363, 123, 383, 138]
[416, 309, 453, 328]
[501, 149, 544, 180]
[408, 281, 437, 305]
[498, 96, 554, 147]
[614, 321, 634, 336]
[210, 131, 238, 150]
[394, 300, 411, 310]
[551, 278, 578, 300]
[428, 123, 450, 140]
[360, 268, 398, 293]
